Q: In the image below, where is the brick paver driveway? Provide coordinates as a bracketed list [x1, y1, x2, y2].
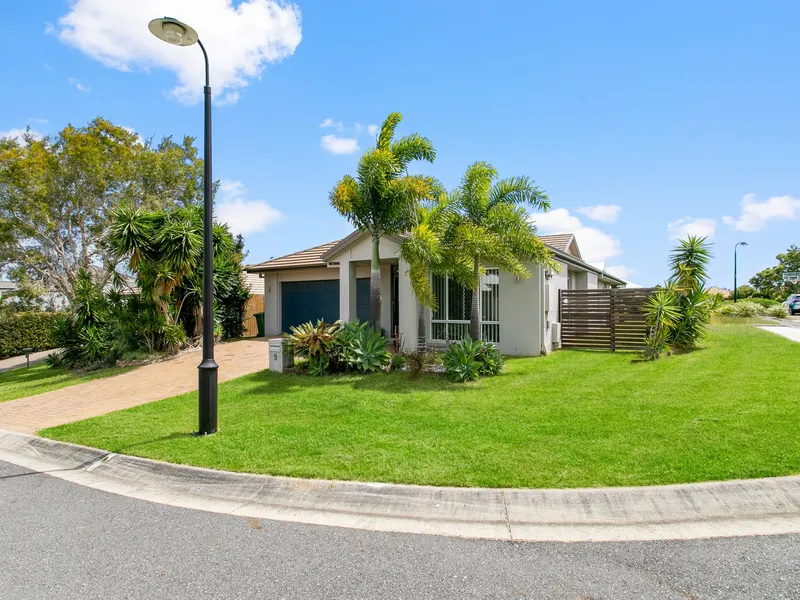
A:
[0, 339, 268, 435]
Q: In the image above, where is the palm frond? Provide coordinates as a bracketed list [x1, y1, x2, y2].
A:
[391, 133, 436, 171]
[488, 176, 549, 211]
[377, 112, 402, 151]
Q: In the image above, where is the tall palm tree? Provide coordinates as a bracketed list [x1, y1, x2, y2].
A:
[399, 193, 475, 351]
[330, 113, 436, 330]
[451, 161, 553, 340]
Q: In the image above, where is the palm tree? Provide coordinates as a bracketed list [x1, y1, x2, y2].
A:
[451, 161, 553, 340]
[330, 112, 436, 330]
[399, 193, 475, 351]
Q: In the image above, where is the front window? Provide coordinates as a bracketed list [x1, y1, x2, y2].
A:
[431, 268, 500, 343]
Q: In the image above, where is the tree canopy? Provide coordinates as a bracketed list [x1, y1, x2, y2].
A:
[749, 245, 800, 300]
[0, 118, 204, 300]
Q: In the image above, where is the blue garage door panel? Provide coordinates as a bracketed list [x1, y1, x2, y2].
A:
[281, 280, 340, 333]
[356, 278, 370, 323]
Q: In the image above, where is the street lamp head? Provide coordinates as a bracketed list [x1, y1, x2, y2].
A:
[148, 17, 199, 47]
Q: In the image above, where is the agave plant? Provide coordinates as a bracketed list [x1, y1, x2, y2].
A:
[350, 326, 390, 373]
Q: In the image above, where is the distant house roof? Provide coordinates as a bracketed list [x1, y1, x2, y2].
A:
[245, 240, 342, 272]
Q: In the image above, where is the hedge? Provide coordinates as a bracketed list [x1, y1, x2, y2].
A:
[0, 312, 62, 358]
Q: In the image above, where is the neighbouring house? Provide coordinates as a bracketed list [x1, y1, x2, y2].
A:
[707, 286, 732, 299]
[244, 231, 626, 356]
[0, 281, 17, 300]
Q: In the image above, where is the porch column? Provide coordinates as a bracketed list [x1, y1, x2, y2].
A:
[339, 259, 357, 322]
[397, 258, 418, 352]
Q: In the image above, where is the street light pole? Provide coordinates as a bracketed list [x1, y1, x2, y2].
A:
[734, 241, 748, 303]
[149, 17, 217, 434]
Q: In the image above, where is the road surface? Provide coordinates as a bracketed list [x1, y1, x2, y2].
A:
[1, 460, 799, 599]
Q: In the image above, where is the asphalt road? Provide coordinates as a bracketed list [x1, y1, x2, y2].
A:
[1, 460, 799, 600]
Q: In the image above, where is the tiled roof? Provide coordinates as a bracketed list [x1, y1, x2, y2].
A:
[246, 232, 581, 272]
[538, 234, 574, 252]
[245, 240, 342, 272]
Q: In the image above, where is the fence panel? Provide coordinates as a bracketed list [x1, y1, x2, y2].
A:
[242, 294, 265, 337]
[559, 288, 655, 351]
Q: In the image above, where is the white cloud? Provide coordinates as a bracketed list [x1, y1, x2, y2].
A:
[320, 117, 344, 132]
[215, 179, 283, 236]
[67, 77, 91, 93]
[367, 124, 379, 137]
[667, 216, 716, 240]
[0, 128, 43, 143]
[321, 134, 360, 155]
[354, 122, 363, 133]
[31, 117, 49, 124]
[42, 62, 52, 70]
[605, 265, 634, 280]
[121, 126, 146, 146]
[531, 208, 622, 263]
[577, 204, 621, 223]
[56, 0, 302, 106]
[722, 193, 800, 232]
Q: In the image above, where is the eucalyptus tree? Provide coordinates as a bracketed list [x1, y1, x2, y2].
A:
[451, 161, 553, 340]
[330, 112, 436, 330]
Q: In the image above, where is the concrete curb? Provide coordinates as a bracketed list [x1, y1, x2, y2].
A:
[2, 429, 799, 542]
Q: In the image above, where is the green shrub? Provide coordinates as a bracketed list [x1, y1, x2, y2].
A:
[443, 339, 504, 382]
[714, 301, 765, 318]
[737, 297, 779, 309]
[0, 312, 61, 358]
[390, 353, 407, 371]
[766, 304, 789, 318]
[286, 320, 341, 360]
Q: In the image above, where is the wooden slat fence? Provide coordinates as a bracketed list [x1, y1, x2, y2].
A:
[558, 288, 655, 351]
[242, 294, 265, 337]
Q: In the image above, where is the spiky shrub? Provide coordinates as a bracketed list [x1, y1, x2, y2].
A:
[350, 326, 390, 373]
[330, 319, 368, 370]
[642, 289, 681, 360]
[443, 338, 504, 382]
[667, 236, 713, 352]
[285, 320, 342, 361]
[308, 355, 330, 377]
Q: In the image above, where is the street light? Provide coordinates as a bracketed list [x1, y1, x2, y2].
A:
[734, 241, 748, 303]
[149, 17, 217, 435]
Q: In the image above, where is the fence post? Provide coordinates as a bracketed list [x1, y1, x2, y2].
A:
[609, 289, 616, 352]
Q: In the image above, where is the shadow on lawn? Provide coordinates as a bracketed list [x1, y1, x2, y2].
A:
[242, 369, 494, 397]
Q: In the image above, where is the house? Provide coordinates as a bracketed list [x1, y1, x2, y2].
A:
[244, 231, 626, 356]
[707, 286, 732, 299]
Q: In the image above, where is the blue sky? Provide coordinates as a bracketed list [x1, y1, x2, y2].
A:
[2, 1, 799, 287]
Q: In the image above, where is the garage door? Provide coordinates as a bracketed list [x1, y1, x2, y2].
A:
[281, 280, 340, 332]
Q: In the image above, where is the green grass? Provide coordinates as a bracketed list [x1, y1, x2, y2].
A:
[42, 324, 800, 488]
[0, 363, 131, 403]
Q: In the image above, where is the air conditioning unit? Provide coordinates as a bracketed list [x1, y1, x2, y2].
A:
[551, 322, 561, 348]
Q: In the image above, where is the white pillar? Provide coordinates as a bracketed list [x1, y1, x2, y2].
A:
[339, 260, 357, 322]
[263, 272, 280, 336]
[397, 258, 418, 353]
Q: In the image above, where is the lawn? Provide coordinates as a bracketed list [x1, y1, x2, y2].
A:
[0, 363, 131, 403]
[41, 324, 800, 488]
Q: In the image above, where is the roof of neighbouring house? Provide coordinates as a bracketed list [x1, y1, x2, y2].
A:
[245, 240, 342, 272]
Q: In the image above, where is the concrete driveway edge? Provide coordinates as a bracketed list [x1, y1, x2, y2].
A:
[1, 429, 799, 543]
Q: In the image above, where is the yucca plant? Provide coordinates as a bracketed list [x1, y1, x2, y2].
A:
[642, 288, 681, 360]
[667, 236, 713, 351]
